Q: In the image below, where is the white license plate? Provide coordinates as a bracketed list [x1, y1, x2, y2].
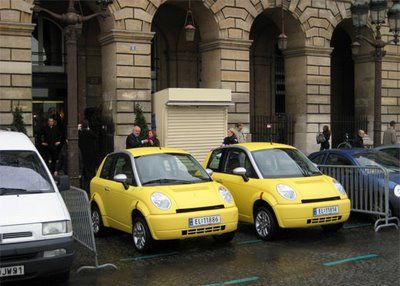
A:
[313, 206, 339, 217]
[189, 215, 221, 227]
[0, 265, 24, 277]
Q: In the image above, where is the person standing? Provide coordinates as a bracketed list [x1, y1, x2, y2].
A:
[382, 121, 397, 145]
[41, 117, 61, 173]
[234, 123, 246, 143]
[320, 125, 331, 151]
[78, 120, 97, 193]
[222, 129, 239, 146]
[146, 129, 160, 147]
[353, 129, 365, 148]
[126, 126, 148, 149]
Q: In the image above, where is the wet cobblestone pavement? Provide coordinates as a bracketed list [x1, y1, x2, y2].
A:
[9, 215, 400, 286]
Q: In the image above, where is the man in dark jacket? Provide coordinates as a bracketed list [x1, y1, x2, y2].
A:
[353, 129, 365, 148]
[79, 120, 98, 193]
[41, 117, 61, 173]
[126, 126, 148, 149]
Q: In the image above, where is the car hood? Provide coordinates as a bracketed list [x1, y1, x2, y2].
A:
[268, 175, 341, 200]
[153, 182, 225, 209]
[0, 193, 68, 226]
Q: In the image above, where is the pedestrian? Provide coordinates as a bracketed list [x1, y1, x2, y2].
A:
[78, 120, 97, 193]
[146, 129, 160, 147]
[222, 128, 238, 146]
[320, 125, 331, 151]
[126, 125, 148, 149]
[234, 123, 246, 143]
[353, 129, 365, 148]
[54, 140, 68, 176]
[41, 117, 61, 173]
[382, 120, 397, 145]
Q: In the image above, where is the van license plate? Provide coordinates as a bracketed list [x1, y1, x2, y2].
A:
[313, 206, 339, 217]
[0, 265, 24, 277]
[189, 215, 220, 227]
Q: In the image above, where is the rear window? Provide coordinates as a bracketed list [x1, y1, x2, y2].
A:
[0, 151, 54, 195]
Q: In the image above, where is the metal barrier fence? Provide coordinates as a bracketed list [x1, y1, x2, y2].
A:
[61, 187, 117, 273]
[318, 165, 399, 232]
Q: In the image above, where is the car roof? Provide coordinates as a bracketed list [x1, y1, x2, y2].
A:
[374, 144, 400, 150]
[124, 147, 190, 157]
[310, 148, 376, 157]
[0, 131, 36, 151]
[219, 142, 296, 152]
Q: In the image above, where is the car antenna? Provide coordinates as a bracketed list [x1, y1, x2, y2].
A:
[267, 123, 272, 145]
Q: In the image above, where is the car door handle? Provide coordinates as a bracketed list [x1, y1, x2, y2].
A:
[104, 187, 110, 192]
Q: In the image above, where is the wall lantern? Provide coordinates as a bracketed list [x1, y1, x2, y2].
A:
[184, 0, 196, 42]
[388, 0, 400, 40]
[277, 3, 287, 51]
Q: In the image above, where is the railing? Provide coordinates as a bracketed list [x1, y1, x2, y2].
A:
[331, 116, 369, 148]
[318, 165, 399, 232]
[250, 114, 295, 145]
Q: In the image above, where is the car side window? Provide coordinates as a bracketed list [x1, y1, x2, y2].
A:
[326, 154, 352, 166]
[382, 148, 397, 159]
[311, 154, 325, 165]
[113, 155, 136, 186]
[207, 149, 223, 172]
[100, 155, 115, 180]
[223, 149, 257, 178]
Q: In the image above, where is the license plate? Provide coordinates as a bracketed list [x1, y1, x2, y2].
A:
[313, 206, 339, 217]
[0, 265, 24, 277]
[189, 215, 221, 228]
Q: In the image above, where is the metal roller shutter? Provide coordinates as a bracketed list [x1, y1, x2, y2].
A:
[166, 106, 227, 162]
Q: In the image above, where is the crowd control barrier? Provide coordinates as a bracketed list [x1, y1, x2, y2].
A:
[318, 165, 399, 232]
[61, 187, 118, 273]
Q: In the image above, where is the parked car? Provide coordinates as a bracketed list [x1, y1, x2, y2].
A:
[0, 131, 73, 283]
[374, 144, 400, 160]
[90, 147, 238, 253]
[309, 148, 400, 218]
[202, 143, 350, 240]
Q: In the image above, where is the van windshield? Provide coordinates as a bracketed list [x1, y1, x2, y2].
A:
[0, 151, 55, 195]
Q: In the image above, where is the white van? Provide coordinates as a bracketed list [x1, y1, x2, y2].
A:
[0, 131, 74, 282]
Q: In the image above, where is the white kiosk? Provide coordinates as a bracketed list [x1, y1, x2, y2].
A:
[153, 88, 232, 162]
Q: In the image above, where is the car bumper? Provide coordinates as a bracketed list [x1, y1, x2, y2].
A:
[274, 199, 351, 228]
[0, 236, 74, 282]
[146, 207, 238, 240]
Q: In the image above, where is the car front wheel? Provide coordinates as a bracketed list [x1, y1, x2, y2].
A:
[132, 216, 155, 253]
[91, 205, 106, 237]
[321, 222, 344, 232]
[254, 206, 278, 240]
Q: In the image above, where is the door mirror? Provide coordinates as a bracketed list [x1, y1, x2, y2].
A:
[114, 174, 129, 190]
[233, 167, 249, 182]
[206, 168, 214, 176]
[55, 175, 70, 192]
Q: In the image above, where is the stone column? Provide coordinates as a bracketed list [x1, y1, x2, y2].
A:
[200, 39, 252, 128]
[0, 22, 35, 138]
[284, 47, 332, 154]
[99, 29, 153, 151]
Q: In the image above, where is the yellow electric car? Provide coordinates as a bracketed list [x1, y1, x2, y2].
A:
[90, 147, 238, 253]
[203, 143, 350, 240]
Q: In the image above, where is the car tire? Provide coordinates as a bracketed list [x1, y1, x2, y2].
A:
[132, 216, 155, 253]
[321, 222, 344, 232]
[213, 231, 235, 244]
[254, 206, 278, 241]
[91, 205, 106, 237]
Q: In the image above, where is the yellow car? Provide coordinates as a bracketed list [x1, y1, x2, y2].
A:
[90, 147, 238, 253]
[203, 143, 350, 240]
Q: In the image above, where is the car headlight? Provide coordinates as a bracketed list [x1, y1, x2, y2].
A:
[219, 186, 233, 204]
[394, 185, 400, 198]
[333, 179, 346, 195]
[42, 220, 71, 236]
[276, 184, 297, 200]
[151, 192, 171, 210]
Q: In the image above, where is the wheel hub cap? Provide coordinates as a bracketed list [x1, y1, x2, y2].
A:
[133, 222, 146, 249]
[255, 210, 271, 237]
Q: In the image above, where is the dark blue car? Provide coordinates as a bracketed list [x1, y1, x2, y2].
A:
[309, 149, 400, 218]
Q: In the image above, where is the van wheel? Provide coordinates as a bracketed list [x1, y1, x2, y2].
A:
[91, 205, 106, 237]
[213, 231, 235, 244]
[321, 223, 344, 232]
[132, 216, 155, 253]
[254, 206, 278, 241]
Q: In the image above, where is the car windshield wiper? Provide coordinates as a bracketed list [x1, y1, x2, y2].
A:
[0, 188, 27, 195]
[142, 179, 193, 185]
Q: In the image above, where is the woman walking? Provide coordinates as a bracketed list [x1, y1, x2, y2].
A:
[320, 125, 331, 150]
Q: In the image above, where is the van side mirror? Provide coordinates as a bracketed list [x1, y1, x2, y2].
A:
[206, 168, 213, 176]
[233, 167, 249, 182]
[114, 174, 129, 190]
[56, 175, 70, 192]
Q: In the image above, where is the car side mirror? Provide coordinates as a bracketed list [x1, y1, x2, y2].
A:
[55, 175, 70, 192]
[114, 174, 129, 190]
[233, 167, 249, 182]
[206, 168, 213, 176]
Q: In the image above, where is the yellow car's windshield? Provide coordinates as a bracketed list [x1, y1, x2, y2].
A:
[135, 153, 211, 185]
[252, 148, 321, 178]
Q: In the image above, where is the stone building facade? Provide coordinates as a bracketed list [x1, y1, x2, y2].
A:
[0, 0, 399, 155]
